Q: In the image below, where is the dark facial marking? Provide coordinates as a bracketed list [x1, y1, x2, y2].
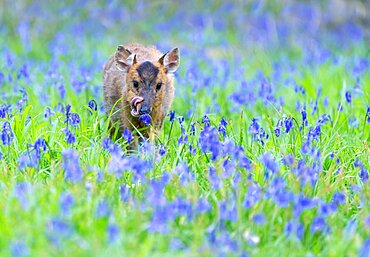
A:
[136, 61, 159, 83]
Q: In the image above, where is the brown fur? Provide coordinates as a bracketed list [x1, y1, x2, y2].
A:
[102, 43, 179, 148]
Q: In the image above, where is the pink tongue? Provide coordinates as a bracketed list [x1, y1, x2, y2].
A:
[131, 96, 144, 117]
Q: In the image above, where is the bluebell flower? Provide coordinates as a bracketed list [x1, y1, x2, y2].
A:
[242, 183, 262, 209]
[120, 184, 130, 202]
[44, 107, 55, 119]
[189, 144, 196, 156]
[199, 125, 221, 161]
[332, 192, 346, 206]
[64, 129, 76, 144]
[62, 148, 83, 182]
[284, 117, 293, 133]
[69, 113, 80, 127]
[88, 99, 97, 114]
[310, 216, 328, 233]
[189, 122, 196, 136]
[358, 238, 370, 257]
[139, 114, 151, 126]
[196, 198, 211, 213]
[59, 192, 74, 216]
[249, 118, 269, 145]
[123, 128, 133, 144]
[366, 106, 370, 123]
[158, 144, 166, 156]
[13, 182, 32, 210]
[364, 215, 370, 230]
[96, 199, 111, 218]
[259, 152, 280, 178]
[345, 91, 352, 103]
[168, 110, 175, 122]
[10, 240, 29, 257]
[47, 218, 73, 246]
[282, 154, 295, 166]
[208, 167, 222, 190]
[285, 219, 304, 240]
[253, 213, 266, 225]
[201, 115, 210, 127]
[107, 223, 120, 243]
[1, 121, 14, 145]
[301, 108, 308, 127]
[274, 119, 283, 137]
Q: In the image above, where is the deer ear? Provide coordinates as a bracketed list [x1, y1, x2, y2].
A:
[115, 45, 137, 72]
[159, 48, 180, 73]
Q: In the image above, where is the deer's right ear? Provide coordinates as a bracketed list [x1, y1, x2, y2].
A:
[115, 45, 136, 72]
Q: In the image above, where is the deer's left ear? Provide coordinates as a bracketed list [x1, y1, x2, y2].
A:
[159, 48, 180, 73]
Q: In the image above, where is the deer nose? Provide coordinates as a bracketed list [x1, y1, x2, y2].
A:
[139, 104, 151, 115]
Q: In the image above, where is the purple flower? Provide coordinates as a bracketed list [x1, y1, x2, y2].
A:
[139, 114, 151, 126]
[201, 115, 210, 127]
[158, 144, 166, 156]
[301, 108, 308, 127]
[285, 219, 304, 240]
[69, 113, 80, 127]
[284, 117, 293, 133]
[358, 239, 370, 257]
[120, 184, 130, 202]
[123, 128, 133, 144]
[345, 91, 352, 103]
[259, 152, 280, 177]
[44, 107, 55, 119]
[62, 149, 83, 182]
[332, 192, 346, 206]
[189, 122, 196, 136]
[59, 192, 74, 216]
[168, 110, 175, 123]
[249, 118, 269, 145]
[199, 125, 221, 161]
[88, 100, 97, 114]
[1, 121, 14, 145]
[208, 167, 222, 190]
[253, 213, 266, 225]
[64, 129, 76, 144]
[366, 106, 370, 123]
[311, 216, 328, 233]
[107, 223, 120, 243]
[10, 240, 29, 257]
[242, 183, 262, 209]
[96, 199, 111, 218]
[13, 182, 32, 210]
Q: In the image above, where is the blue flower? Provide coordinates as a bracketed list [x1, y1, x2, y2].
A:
[158, 144, 166, 156]
[242, 183, 262, 209]
[59, 192, 74, 216]
[139, 114, 151, 126]
[123, 128, 133, 144]
[62, 149, 83, 182]
[10, 240, 29, 257]
[259, 152, 280, 177]
[253, 213, 266, 225]
[358, 238, 370, 257]
[1, 121, 14, 145]
[107, 223, 120, 243]
[44, 107, 55, 119]
[69, 113, 80, 127]
[168, 110, 175, 122]
[345, 91, 352, 103]
[311, 216, 328, 233]
[96, 199, 111, 218]
[88, 99, 97, 114]
[120, 185, 130, 202]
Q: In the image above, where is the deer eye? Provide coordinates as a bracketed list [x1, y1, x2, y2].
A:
[133, 80, 139, 88]
[156, 82, 162, 91]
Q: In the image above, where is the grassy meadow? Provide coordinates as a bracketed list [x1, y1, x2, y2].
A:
[0, 1, 369, 256]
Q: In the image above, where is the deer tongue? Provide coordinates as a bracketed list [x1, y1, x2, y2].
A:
[130, 96, 144, 117]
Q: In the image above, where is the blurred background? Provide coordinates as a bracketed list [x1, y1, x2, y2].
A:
[0, 0, 369, 59]
[0, 0, 369, 117]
